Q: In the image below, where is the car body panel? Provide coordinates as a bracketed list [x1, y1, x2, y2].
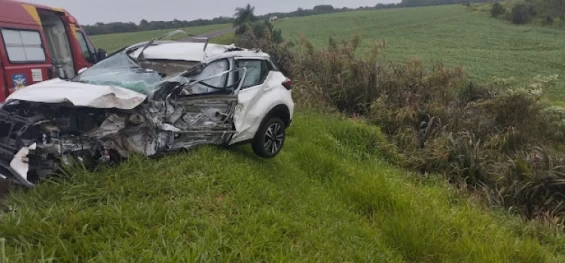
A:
[5, 78, 147, 109]
[130, 42, 228, 62]
[231, 71, 294, 144]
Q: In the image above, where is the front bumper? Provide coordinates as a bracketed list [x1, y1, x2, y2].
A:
[0, 158, 34, 187]
[0, 137, 36, 187]
[0, 109, 43, 187]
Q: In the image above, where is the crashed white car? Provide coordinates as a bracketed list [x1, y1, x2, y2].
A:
[0, 33, 294, 187]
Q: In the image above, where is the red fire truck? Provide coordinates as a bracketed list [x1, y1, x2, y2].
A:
[0, 0, 106, 102]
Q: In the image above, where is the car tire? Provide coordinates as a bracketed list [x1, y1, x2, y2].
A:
[252, 117, 286, 158]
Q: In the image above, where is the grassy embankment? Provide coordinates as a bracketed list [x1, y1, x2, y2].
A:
[2, 110, 564, 262]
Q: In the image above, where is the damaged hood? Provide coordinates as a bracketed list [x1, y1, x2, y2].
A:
[5, 78, 147, 109]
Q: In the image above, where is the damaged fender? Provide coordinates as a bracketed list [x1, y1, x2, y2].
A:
[231, 71, 294, 144]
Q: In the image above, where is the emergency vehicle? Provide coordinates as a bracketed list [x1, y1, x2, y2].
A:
[0, 0, 106, 102]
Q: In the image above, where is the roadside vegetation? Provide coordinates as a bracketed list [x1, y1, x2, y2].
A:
[237, 3, 565, 227]
[291, 34, 565, 223]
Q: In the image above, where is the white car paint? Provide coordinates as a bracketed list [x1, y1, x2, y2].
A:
[5, 78, 147, 110]
[128, 41, 294, 145]
[231, 71, 294, 144]
[129, 41, 274, 66]
[130, 42, 234, 62]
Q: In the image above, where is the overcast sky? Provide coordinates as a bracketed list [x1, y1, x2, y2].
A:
[21, 0, 398, 25]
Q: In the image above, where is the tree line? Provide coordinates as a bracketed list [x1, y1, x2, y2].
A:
[83, 17, 234, 35]
[84, 0, 489, 36]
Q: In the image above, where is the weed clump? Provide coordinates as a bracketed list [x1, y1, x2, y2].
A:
[491, 2, 506, 17]
[510, 3, 535, 24]
[544, 15, 555, 25]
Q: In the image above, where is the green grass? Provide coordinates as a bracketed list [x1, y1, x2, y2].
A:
[1, 110, 564, 262]
[90, 23, 232, 53]
[211, 31, 236, 45]
[275, 5, 565, 101]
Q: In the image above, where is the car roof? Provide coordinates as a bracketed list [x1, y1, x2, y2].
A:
[128, 41, 271, 63]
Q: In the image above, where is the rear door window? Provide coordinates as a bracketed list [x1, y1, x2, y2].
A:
[1, 29, 46, 63]
[236, 59, 269, 89]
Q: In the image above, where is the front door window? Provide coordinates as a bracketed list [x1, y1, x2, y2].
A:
[76, 30, 95, 64]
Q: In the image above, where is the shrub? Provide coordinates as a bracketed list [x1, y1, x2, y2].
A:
[235, 21, 293, 77]
[491, 3, 506, 17]
[499, 146, 565, 220]
[543, 15, 554, 25]
[289, 35, 565, 223]
[510, 4, 533, 24]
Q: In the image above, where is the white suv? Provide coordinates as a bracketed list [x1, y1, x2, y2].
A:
[0, 33, 294, 187]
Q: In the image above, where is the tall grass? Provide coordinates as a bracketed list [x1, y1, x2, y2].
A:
[282, 31, 565, 224]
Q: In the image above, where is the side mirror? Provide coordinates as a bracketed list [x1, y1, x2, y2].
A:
[96, 48, 107, 62]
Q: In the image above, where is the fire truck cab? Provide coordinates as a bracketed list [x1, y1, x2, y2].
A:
[0, 0, 106, 102]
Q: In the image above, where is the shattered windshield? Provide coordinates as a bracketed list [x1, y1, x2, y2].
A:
[71, 49, 164, 96]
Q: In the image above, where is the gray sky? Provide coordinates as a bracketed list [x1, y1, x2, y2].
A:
[22, 0, 398, 25]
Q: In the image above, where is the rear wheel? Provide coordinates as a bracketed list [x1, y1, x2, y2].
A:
[252, 117, 286, 158]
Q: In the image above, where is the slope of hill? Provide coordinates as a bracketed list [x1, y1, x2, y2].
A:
[1, 110, 564, 262]
[276, 5, 565, 101]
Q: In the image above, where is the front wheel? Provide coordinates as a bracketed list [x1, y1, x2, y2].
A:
[252, 117, 286, 158]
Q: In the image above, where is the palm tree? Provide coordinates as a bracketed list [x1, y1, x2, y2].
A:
[234, 4, 256, 35]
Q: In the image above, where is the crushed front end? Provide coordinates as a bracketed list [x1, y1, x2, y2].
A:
[0, 95, 238, 187]
[0, 102, 117, 187]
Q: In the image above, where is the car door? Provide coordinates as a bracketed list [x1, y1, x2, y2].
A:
[168, 59, 239, 150]
[230, 58, 274, 143]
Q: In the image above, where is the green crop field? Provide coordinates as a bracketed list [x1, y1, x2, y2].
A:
[276, 5, 565, 101]
[2, 110, 564, 262]
[90, 23, 232, 53]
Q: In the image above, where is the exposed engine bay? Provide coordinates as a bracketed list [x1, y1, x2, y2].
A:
[0, 93, 237, 187]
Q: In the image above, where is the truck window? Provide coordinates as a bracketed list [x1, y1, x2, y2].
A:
[1, 29, 46, 63]
[76, 30, 94, 63]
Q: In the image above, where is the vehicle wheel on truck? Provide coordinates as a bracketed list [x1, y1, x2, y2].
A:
[252, 117, 286, 158]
